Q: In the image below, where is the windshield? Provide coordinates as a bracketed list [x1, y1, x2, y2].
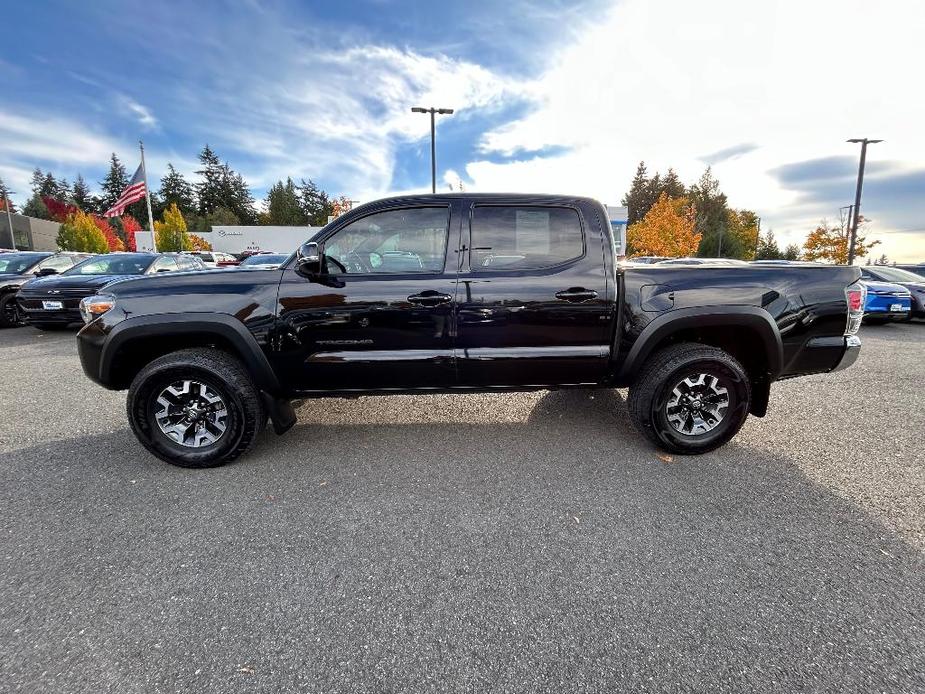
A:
[870, 266, 924, 283]
[239, 254, 289, 266]
[66, 254, 153, 275]
[0, 253, 46, 274]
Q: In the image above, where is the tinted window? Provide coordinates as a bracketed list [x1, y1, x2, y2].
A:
[470, 206, 583, 271]
[0, 253, 46, 274]
[152, 257, 179, 272]
[67, 254, 153, 275]
[324, 207, 449, 274]
[39, 255, 76, 271]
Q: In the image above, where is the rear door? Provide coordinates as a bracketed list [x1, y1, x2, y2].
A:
[455, 200, 611, 386]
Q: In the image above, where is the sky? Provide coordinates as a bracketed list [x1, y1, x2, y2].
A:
[1, 0, 923, 261]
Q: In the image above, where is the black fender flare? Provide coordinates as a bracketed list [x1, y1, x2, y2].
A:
[616, 305, 784, 383]
[100, 313, 282, 394]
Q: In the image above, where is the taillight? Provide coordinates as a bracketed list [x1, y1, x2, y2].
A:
[847, 289, 863, 312]
[845, 282, 866, 336]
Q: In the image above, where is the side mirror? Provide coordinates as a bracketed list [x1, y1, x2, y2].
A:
[296, 241, 322, 276]
[36, 267, 58, 277]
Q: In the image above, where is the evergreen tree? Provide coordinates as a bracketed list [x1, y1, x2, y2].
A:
[689, 167, 729, 257]
[661, 168, 685, 199]
[203, 206, 241, 228]
[71, 174, 93, 210]
[754, 229, 783, 260]
[30, 168, 45, 195]
[158, 164, 195, 216]
[22, 193, 50, 220]
[195, 144, 224, 215]
[40, 172, 60, 199]
[194, 145, 256, 223]
[621, 162, 650, 225]
[265, 177, 307, 225]
[297, 178, 333, 226]
[783, 243, 801, 261]
[98, 153, 128, 212]
[0, 178, 15, 213]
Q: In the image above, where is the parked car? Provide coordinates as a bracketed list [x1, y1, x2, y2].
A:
[656, 257, 749, 266]
[894, 264, 925, 279]
[0, 251, 91, 327]
[237, 253, 291, 269]
[860, 265, 925, 319]
[17, 252, 205, 329]
[628, 256, 668, 264]
[183, 251, 238, 268]
[74, 193, 864, 468]
[859, 279, 911, 323]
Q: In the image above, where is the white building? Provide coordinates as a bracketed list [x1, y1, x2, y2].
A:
[202, 225, 323, 255]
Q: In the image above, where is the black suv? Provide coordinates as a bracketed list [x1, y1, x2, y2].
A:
[18, 252, 207, 329]
[0, 251, 91, 327]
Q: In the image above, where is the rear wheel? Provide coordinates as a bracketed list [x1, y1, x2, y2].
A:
[127, 348, 267, 468]
[628, 343, 751, 455]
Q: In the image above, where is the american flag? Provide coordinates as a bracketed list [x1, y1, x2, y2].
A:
[102, 164, 147, 218]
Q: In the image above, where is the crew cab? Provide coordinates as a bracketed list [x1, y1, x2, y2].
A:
[75, 194, 864, 468]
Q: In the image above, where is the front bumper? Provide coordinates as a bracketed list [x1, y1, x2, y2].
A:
[17, 294, 86, 325]
[76, 319, 107, 387]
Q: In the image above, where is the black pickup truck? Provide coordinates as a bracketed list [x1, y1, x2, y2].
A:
[76, 194, 864, 468]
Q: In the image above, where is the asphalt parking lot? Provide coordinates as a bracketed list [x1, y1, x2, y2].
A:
[1, 324, 923, 693]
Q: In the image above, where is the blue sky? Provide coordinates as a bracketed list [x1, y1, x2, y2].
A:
[2, 0, 924, 259]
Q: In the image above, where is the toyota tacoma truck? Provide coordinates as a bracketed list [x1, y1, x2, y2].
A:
[75, 194, 864, 468]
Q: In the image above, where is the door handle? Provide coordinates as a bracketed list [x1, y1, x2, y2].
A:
[555, 288, 598, 303]
[407, 291, 452, 306]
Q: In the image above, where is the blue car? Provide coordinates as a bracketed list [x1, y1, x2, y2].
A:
[859, 279, 911, 323]
[861, 265, 925, 319]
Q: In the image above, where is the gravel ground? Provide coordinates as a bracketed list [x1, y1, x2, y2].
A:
[1, 323, 923, 693]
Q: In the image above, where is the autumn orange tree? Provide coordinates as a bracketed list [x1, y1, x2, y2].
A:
[802, 216, 879, 264]
[627, 192, 701, 257]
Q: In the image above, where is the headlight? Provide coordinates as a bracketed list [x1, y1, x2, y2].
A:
[79, 294, 116, 323]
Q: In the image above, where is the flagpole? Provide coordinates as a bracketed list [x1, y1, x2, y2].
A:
[139, 140, 157, 252]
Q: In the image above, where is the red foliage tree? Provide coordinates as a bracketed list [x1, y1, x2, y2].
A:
[89, 214, 124, 252]
[43, 196, 77, 223]
[121, 215, 142, 252]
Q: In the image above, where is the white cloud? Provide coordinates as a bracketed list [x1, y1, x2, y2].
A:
[464, 0, 925, 260]
[0, 109, 125, 196]
[118, 95, 158, 129]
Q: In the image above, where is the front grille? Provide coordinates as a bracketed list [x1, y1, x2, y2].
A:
[21, 287, 96, 298]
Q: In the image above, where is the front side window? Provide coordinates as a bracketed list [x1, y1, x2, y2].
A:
[323, 207, 449, 274]
[470, 206, 584, 271]
[39, 255, 76, 271]
[151, 257, 179, 273]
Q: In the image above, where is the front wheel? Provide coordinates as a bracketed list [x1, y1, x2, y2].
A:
[628, 343, 751, 455]
[127, 348, 267, 468]
[0, 293, 23, 327]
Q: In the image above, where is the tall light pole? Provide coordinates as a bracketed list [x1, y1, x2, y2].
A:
[846, 138, 883, 265]
[2, 188, 15, 250]
[411, 106, 454, 193]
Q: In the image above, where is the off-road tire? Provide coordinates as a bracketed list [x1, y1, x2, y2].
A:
[127, 348, 267, 468]
[628, 343, 751, 455]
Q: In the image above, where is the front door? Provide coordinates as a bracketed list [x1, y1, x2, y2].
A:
[275, 204, 458, 393]
[455, 202, 611, 386]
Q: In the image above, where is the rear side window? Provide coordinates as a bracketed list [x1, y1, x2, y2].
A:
[470, 206, 583, 271]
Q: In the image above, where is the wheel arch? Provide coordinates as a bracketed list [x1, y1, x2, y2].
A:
[100, 313, 281, 394]
[618, 306, 782, 416]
